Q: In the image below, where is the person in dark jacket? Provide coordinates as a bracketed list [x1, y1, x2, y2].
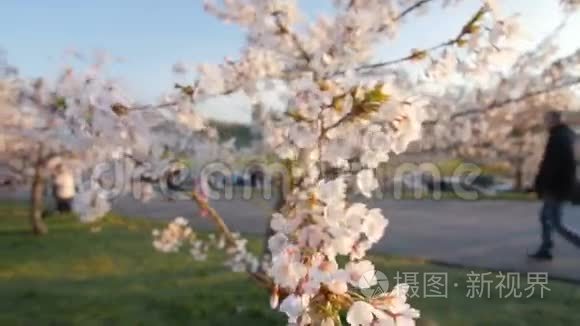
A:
[530, 110, 580, 260]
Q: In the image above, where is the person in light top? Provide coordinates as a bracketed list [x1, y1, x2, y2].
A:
[51, 163, 76, 213]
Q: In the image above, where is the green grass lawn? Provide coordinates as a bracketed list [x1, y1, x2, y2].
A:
[1, 201, 580, 325]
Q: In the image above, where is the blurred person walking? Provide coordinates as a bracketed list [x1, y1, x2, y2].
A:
[49, 160, 76, 213]
[530, 111, 580, 260]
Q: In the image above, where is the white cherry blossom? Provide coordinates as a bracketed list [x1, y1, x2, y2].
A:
[357, 169, 379, 198]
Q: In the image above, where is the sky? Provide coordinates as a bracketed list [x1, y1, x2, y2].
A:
[1, 0, 579, 122]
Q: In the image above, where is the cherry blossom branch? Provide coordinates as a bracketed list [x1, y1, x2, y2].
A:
[423, 76, 580, 126]
[354, 5, 487, 73]
[187, 188, 366, 311]
[330, 1, 436, 84]
[452, 78, 580, 119]
[119, 155, 237, 245]
[407, 125, 543, 157]
[187, 190, 285, 295]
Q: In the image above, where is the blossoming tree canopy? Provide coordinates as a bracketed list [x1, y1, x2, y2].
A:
[0, 52, 143, 233]
[149, 1, 579, 325]
[413, 24, 580, 190]
[1, 47, 242, 231]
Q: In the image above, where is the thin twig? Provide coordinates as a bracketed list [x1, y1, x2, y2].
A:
[130, 101, 178, 111]
[355, 40, 453, 72]
[272, 11, 311, 63]
[423, 77, 580, 126]
[394, 0, 435, 22]
[190, 190, 238, 247]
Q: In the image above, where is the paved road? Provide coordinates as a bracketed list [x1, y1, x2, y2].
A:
[3, 187, 580, 281]
[112, 194, 580, 282]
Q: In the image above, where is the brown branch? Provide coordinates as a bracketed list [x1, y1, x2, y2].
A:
[130, 101, 178, 112]
[394, 0, 436, 21]
[345, 0, 434, 19]
[272, 11, 311, 64]
[347, 0, 356, 9]
[321, 110, 357, 138]
[188, 189, 279, 293]
[190, 190, 239, 247]
[118, 81, 239, 113]
[355, 40, 453, 72]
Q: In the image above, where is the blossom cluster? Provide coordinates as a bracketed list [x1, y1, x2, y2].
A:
[1, 48, 239, 225]
[263, 80, 422, 324]
[152, 217, 194, 253]
[152, 216, 261, 273]
[187, 0, 550, 324]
